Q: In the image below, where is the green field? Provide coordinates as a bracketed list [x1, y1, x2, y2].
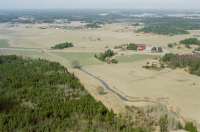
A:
[0, 39, 10, 48]
[50, 52, 104, 66]
[0, 39, 42, 50]
[116, 54, 160, 63]
[0, 49, 72, 68]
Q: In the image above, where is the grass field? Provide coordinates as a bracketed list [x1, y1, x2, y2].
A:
[0, 49, 72, 68]
[116, 54, 160, 63]
[0, 39, 10, 48]
[50, 52, 104, 66]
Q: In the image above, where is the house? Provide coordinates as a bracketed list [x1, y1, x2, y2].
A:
[136, 44, 146, 49]
[82, 26, 88, 29]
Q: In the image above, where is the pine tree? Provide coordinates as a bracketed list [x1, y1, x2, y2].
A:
[116, 118, 121, 130]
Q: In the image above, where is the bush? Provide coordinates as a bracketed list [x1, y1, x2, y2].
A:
[159, 114, 168, 132]
[158, 47, 163, 52]
[162, 53, 176, 62]
[160, 63, 165, 68]
[185, 122, 197, 132]
[168, 43, 173, 48]
[174, 61, 180, 67]
[185, 44, 191, 49]
[111, 59, 118, 63]
[195, 47, 200, 51]
[97, 86, 106, 95]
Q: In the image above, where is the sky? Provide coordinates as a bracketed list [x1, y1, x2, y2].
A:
[0, 0, 200, 9]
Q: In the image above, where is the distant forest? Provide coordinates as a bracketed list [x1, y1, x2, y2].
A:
[1, 9, 200, 32]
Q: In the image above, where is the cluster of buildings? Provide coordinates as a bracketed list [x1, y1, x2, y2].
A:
[48, 25, 88, 30]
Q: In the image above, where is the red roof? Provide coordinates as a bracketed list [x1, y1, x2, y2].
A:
[136, 44, 146, 47]
[82, 26, 88, 29]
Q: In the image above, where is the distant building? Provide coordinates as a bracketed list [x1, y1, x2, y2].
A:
[136, 44, 146, 49]
[38, 27, 46, 29]
[82, 26, 88, 29]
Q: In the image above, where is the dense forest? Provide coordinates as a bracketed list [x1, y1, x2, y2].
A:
[94, 49, 115, 61]
[51, 42, 73, 50]
[161, 53, 200, 76]
[0, 55, 151, 131]
[137, 27, 189, 35]
[137, 17, 200, 35]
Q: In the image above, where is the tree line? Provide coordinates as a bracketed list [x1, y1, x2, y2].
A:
[51, 42, 73, 50]
[179, 38, 200, 45]
[137, 26, 189, 35]
[161, 53, 200, 76]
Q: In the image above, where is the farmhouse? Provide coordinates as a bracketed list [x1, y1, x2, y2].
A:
[82, 26, 88, 29]
[136, 44, 146, 49]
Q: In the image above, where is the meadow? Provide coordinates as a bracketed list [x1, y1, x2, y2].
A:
[115, 54, 160, 63]
[50, 52, 104, 66]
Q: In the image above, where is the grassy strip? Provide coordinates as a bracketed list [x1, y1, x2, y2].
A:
[116, 54, 160, 63]
[50, 52, 104, 66]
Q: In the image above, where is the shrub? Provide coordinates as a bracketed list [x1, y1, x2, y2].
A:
[185, 44, 191, 49]
[158, 47, 163, 52]
[162, 53, 176, 62]
[97, 86, 106, 95]
[195, 47, 200, 51]
[174, 61, 180, 67]
[160, 63, 165, 68]
[185, 122, 197, 132]
[168, 43, 173, 48]
[111, 59, 118, 64]
[159, 114, 168, 132]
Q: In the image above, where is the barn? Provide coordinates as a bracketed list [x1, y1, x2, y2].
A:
[136, 44, 146, 49]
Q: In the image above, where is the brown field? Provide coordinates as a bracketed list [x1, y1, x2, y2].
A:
[1, 22, 200, 129]
[84, 60, 200, 124]
[1, 22, 199, 54]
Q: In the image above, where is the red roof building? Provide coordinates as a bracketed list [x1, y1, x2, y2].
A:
[136, 44, 146, 47]
[82, 26, 88, 29]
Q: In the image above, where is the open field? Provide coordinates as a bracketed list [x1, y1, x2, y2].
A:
[50, 52, 104, 66]
[0, 39, 10, 48]
[0, 22, 199, 54]
[0, 49, 72, 68]
[84, 60, 200, 123]
[115, 54, 160, 63]
[1, 21, 200, 129]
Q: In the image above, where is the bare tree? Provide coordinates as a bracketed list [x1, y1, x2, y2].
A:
[71, 60, 80, 68]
